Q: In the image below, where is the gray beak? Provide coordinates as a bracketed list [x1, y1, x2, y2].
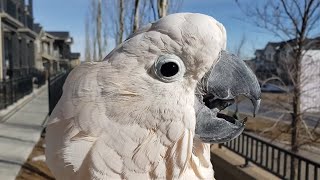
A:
[195, 50, 261, 143]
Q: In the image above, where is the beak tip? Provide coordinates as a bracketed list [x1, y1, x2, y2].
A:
[253, 99, 261, 117]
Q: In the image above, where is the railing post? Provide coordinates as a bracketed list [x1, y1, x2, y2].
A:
[240, 158, 249, 168]
[3, 81, 7, 109]
[10, 78, 14, 104]
[218, 143, 222, 149]
[290, 156, 296, 180]
[48, 71, 69, 116]
[48, 70, 51, 115]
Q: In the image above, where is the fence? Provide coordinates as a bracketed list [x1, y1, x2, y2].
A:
[48, 72, 69, 115]
[0, 76, 33, 109]
[32, 70, 46, 88]
[220, 132, 320, 180]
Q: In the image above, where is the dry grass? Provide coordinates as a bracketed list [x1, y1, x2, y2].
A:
[248, 92, 320, 149]
[240, 112, 320, 149]
[261, 92, 292, 102]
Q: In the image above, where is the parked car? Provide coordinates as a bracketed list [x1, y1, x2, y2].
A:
[260, 83, 292, 93]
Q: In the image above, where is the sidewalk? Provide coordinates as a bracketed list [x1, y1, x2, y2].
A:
[211, 144, 280, 180]
[0, 85, 48, 180]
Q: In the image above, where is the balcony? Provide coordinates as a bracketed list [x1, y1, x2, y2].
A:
[0, 0, 33, 31]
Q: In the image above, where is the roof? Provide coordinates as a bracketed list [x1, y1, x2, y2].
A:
[263, 37, 320, 52]
[266, 42, 284, 47]
[46, 31, 70, 39]
[255, 49, 263, 53]
[70, 53, 81, 59]
[34, 23, 42, 34]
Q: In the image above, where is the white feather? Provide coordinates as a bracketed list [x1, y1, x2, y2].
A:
[45, 13, 226, 180]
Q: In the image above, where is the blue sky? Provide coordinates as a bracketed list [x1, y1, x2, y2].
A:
[33, 0, 279, 60]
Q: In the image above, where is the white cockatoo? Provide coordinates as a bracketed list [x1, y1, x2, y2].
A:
[45, 13, 261, 180]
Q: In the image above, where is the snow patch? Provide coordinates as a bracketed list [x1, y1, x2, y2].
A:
[32, 155, 46, 162]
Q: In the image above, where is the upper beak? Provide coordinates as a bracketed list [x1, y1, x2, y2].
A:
[195, 50, 261, 143]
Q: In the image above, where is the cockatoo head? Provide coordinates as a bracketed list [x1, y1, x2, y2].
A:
[102, 13, 260, 144]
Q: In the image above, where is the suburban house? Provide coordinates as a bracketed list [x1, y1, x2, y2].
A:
[248, 37, 320, 112]
[0, 0, 80, 110]
[69, 52, 81, 68]
[0, 0, 36, 80]
[45, 31, 80, 72]
[249, 37, 320, 84]
[34, 25, 81, 76]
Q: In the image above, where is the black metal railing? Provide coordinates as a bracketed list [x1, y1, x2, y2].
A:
[32, 70, 46, 88]
[220, 132, 320, 180]
[0, 76, 33, 109]
[48, 72, 69, 115]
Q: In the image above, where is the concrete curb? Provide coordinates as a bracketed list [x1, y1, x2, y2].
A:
[211, 145, 280, 180]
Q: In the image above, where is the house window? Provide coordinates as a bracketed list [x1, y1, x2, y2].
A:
[18, 8, 22, 22]
[19, 39, 22, 68]
[4, 36, 13, 78]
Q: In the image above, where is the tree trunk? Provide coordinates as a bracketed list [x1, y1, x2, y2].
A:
[117, 0, 125, 45]
[291, 56, 301, 153]
[96, 0, 102, 60]
[93, 34, 97, 61]
[157, 0, 168, 18]
[85, 17, 91, 62]
[133, 0, 140, 33]
[103, 29, 108, 54]
[91, 0, 97, 61]
[290, 46, 302, 179]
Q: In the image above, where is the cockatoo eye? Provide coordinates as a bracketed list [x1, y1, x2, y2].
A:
[160, 62, 179, 77]
[154, 54, 185, 83]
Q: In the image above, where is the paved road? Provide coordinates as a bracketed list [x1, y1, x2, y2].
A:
[228, 98, 320, 128]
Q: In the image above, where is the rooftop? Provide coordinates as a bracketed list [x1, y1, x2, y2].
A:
[70, 53, 81, 59]
[46, 31, 70, 39]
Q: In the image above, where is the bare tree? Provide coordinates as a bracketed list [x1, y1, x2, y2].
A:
[236, 4, 320, 179]
[231, 34, 247, 119]
[138, 0, 154, 24]
[96, 0, 103, 60]
[85, 0, 112, 61]
[149, 0, 183, 19]
[133, 0, 141, 32]
[91, 0, 97, 61]
[103, 27, 108, 53]
[87, 0, 183, 53]
[157, 0, 168, 18]
[167, 0, 183, 14]
[104, 0, 128, 46]
[236, 0, 320, 154]
[92, 34, 97, 61]
[85, 16, 92, 62]
[117, 0, 125, 45]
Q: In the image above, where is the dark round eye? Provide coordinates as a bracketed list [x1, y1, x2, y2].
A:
[154, 54, 185, 83]
[160, 62, 179, 77]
